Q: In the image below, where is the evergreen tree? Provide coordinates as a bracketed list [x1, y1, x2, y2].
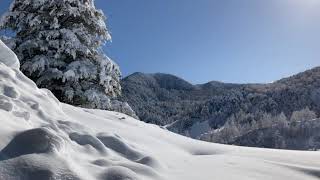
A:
[0, 0, 122, 110]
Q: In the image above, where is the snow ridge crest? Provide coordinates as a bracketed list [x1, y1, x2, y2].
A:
[0, 40, 20, 69]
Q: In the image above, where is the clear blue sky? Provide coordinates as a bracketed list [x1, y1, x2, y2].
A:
[1, 0, 320, 84]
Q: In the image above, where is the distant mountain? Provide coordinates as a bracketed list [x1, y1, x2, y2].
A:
[120, 67, 320, 150]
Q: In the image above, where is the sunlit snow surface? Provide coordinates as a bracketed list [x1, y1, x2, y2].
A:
[0, 40, 320, 180]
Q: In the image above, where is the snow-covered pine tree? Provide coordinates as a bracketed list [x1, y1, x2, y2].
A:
[0, 0, 128, 111]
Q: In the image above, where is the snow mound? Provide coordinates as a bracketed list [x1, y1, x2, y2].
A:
[100, 166, 139, 180]
[0, 40, 20, 69]
[1, 128, 63, 159]
[69, 132, 108, 155]
[0, 40, 320, 180]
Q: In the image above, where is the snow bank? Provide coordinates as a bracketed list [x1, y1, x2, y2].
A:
[0, 40, 20, 69]
[0, 41, 320, 180]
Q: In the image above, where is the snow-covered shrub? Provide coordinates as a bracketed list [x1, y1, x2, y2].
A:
[0, 0, 126, 112]
[111, 100, 139, 119]
[290, 107, 317, 122]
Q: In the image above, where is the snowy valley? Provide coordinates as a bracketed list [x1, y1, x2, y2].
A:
[0, 40, 320, 180]
[1, 0, 320, 179]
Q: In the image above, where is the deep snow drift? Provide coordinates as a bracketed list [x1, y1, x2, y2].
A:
[0, 40, 320, 180]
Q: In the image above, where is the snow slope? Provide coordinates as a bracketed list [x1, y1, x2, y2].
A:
[0, 40, 320, 180]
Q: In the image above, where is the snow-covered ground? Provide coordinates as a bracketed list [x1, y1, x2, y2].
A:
[0, 40, 320, 180]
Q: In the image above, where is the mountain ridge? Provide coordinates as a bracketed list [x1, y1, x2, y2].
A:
[125, 67, 320, 87]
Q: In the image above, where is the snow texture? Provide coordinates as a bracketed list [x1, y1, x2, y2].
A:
[0, 40, 19, 69]
[0, 40, 320, 180]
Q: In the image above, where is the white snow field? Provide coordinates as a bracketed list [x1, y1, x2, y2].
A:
[0, 40, 319, 180]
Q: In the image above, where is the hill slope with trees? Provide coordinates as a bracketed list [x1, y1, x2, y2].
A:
[121, 67, 320, 150]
